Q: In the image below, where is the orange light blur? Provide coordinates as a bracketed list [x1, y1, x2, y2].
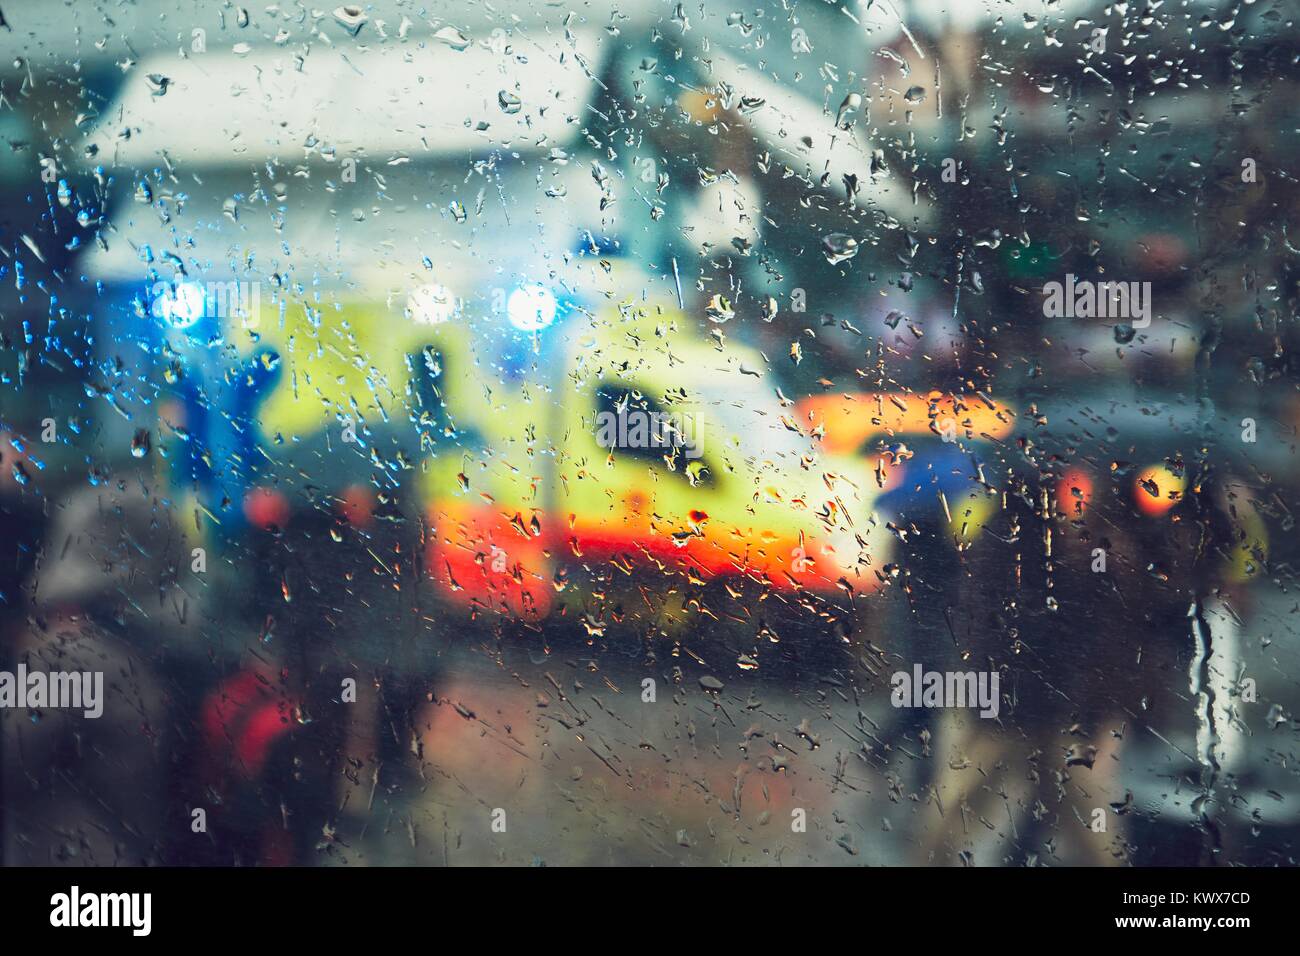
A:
[797, 391, 1016, 453]
[1056, 468, 1093, 518]
[339, 484, 374, 528]
[1134, 464, 1186, 517]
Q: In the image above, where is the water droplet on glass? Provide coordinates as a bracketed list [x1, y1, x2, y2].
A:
[332, 5, 367, 36]
[821, 233, 859, 264]
[498, 90, 522, 115]
[834, 93, 862, 129]
[131, 429, 152, 458]
[434, 26, 471, 50]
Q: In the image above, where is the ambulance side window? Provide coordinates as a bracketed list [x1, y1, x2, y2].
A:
[594, 385, 714, 486]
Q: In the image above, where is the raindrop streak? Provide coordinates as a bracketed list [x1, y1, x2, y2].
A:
[1188, 600, 1224, 859]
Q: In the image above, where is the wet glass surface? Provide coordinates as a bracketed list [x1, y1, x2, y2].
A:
[0, 0, 1298, 866]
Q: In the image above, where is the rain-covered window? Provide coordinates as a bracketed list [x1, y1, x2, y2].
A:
[0, 0, 1297, 874]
